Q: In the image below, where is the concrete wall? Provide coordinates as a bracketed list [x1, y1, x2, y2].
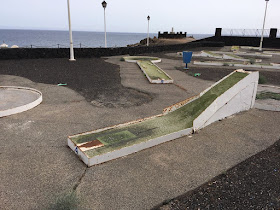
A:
[193, 71, 259, 131]
[203, 28, 280, 48]
[203, 36, 280, 48]
[0, 41, 224, 60]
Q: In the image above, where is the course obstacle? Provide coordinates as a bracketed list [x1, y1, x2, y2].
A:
[68, 70, 259, 167]
[123, 56, 173, 84]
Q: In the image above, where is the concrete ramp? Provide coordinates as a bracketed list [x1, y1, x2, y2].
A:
[193, 71, 258, 131]
[68, 70, 259, 167]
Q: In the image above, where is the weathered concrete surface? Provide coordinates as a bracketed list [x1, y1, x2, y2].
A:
[0, 86, 42, 117]
[0, 58, 279, 210]
[255, 85, 280, 111]
[0, 88, 39, 111]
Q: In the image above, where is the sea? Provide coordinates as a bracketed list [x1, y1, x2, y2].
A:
[0, 29, 213, 48]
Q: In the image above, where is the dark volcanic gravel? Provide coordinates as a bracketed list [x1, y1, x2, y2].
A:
[183, 66, 280, 86]
[153, 139, 280, 210]
[0, 58, 152, 107]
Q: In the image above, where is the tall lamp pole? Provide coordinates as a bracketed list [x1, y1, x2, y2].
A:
[67, 0, 75, 61]
[102, 1, 107, 48]
[147, 15, 150, 46]
[259, 0, 269, 51]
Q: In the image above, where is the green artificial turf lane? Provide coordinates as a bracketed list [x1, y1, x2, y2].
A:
[124, 56, 159, 61]
[137, 60, 172, 80]
[71, 72, 248, 158]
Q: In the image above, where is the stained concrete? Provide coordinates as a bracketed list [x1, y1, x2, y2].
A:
[0, 58, 279, 210]
[0, 87, 40, 111]
[255, 85, 280, 111]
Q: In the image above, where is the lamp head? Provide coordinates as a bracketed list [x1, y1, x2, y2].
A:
[147, 16, 150, 21]
[102, 1, 107, 8]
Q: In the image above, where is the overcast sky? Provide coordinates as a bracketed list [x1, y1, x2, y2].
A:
[0, 0, 279, 34]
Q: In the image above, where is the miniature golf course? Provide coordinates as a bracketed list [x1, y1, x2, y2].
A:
[123, 56, 173, 83]
[137, 60, 172, 81]
[68, 70, 259, 166]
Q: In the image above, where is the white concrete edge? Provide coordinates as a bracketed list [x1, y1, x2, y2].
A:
[201, 79, 258, 129]
[199, 70, 240, 97]
[0, 86, 43, 118]
[201, 51, 223, 59]
[152, 62, 174, 82]
[251, 81, 259, 108]
[271, 63, 280, 67]
[68, 138, 89, 165]
[193, 61, 225, 66]
[124, 57, 161, 63]
[162, 70, 243, 115]
[222, 54, 248, 61]
[211, 51, 272, 58]
[193, 61, 280, 69]
[70, 128, 192, 167]
[136, 61, 173, 84]
[162, 95, 200, 114]
[263, 51, 280, 55]
[193, 71, 259, 131]
[259, 84, 280, 89]
[69, 114, 163, 139]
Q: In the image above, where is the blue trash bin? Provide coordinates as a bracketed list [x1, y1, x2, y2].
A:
[183, 51, 193, 69]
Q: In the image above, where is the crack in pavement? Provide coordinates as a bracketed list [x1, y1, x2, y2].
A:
[73, 167, 88, 192]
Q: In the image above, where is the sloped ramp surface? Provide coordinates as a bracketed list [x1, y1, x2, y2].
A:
[68, 70, 259, 167]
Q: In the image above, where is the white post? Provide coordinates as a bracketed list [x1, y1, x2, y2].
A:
[147, 16, 150, 46]
[67, 0, 76, 61]
[104, 8, 107, 48]
[259, 0, 269, 51]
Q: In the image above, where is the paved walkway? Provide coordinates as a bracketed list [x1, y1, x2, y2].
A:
[255, 85, 280, 112]
[0, 58, 279, 210]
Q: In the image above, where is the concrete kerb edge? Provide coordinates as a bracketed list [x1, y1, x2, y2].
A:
[69, 128, 192, 167]
[136, 61, 173, 84]
[193, 61, 280, 69]
[0, 86, 43, 118]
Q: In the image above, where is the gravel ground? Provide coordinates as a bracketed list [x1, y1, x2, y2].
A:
[0, 58, 152, 108]
[153, 139, 280, 210]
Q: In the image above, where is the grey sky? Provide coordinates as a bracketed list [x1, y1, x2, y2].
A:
[0, 0, 279, 34]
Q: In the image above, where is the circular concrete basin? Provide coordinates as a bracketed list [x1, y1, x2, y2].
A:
[0, 86, 42, 117]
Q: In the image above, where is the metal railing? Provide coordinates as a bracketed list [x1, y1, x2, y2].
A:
[18, 43, 101, 49]
[221, 29, 270, 37]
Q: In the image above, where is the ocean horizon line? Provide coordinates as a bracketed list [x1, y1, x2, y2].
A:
[0, 28, 212, 36]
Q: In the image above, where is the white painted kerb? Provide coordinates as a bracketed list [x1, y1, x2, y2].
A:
[0, 86, 43, 118]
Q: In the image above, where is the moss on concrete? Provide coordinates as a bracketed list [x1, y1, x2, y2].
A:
[256, 91, 280, 100]
[123, 56, 160, 61]
[138, 60, 172, 80]
[71, 72, 248, 158]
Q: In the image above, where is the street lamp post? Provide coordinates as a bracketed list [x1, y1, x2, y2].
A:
[147, 15, 150, 46]
[67, 0, 75, 61]
[259, 0, 269, 51]
[102, 1, 107, 48]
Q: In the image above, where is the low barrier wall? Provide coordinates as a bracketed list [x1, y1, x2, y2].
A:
[0, 40, 224, 60]
[202, 34, 280, 48]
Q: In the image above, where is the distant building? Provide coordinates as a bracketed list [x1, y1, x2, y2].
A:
[158, 28, 187, 39]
